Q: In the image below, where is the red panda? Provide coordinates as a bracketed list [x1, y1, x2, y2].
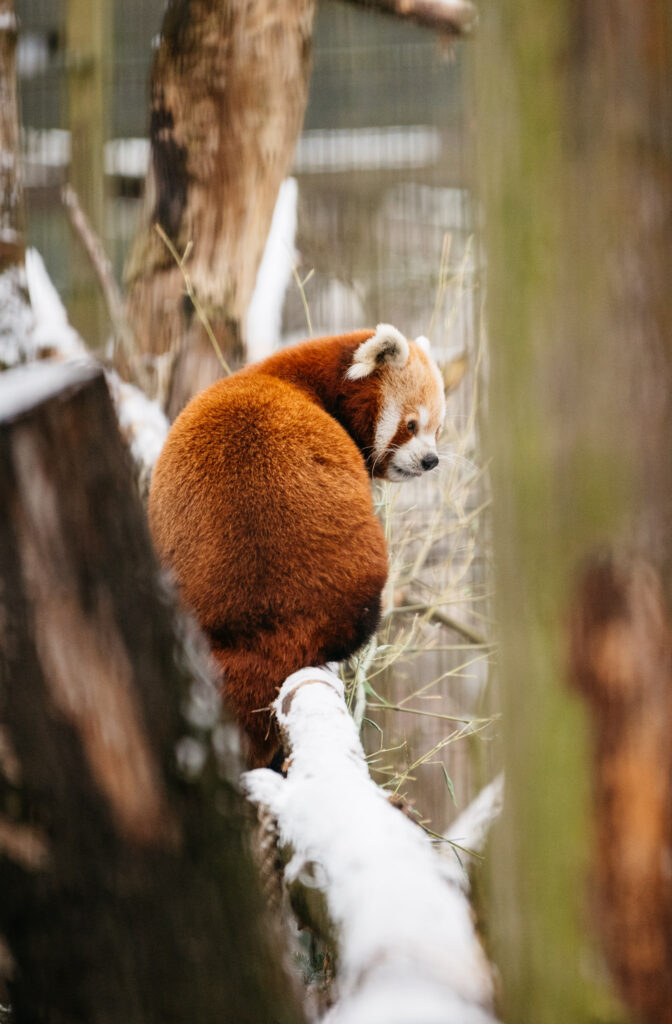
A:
[148, 325, 447, 766]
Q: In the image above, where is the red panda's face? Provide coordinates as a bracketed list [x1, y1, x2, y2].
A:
[346, 325, 446, 481]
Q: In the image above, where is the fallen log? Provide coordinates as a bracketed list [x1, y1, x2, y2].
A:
[244, 667, 498, 1024]
[0, 360, 304, 1023]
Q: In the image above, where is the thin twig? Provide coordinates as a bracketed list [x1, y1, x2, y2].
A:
[292, 263, 314, 337]
[61, 184, 136, 370]
[154, 223, 232, 376]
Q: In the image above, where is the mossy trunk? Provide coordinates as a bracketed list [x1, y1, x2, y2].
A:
[124, 0, 315, 417]
[478, 2, 672, 1022]
[0, 361, 305, 1024]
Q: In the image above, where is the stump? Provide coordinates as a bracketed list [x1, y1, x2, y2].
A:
[0, 361, 304, 1024]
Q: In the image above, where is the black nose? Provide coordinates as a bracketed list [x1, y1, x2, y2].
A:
[421, 453, 439, 472]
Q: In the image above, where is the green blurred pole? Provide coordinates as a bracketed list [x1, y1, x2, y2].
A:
[477, 1, 672, 1022]
[65, 0, 111, 346]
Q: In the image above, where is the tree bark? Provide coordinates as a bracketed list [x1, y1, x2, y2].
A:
[479, 1, 672, 1022]
[0, 0, 33, 372]
[124, 0, 316, 417]
[0, 0, 24, 274]
[0, 361, 305, 1024]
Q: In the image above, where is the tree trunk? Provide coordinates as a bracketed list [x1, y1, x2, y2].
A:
[124, 0, 316, 417]
[0, 0, 34, 371]
[0, 0, 23, 275]
[478, 1, 672, 1022]
[0, 360, 305, 1024]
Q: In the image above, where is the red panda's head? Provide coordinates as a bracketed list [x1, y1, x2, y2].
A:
[346, 324, 452, 482]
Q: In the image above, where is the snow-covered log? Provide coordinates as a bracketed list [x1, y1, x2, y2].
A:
[243, 668, 499, 1024]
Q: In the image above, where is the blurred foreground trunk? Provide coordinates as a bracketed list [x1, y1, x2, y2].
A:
[479, 2, 672, 1022]
[124, 0, 315, 417]
[0, 361, 304, 1024]
[0, 0, 23, 275]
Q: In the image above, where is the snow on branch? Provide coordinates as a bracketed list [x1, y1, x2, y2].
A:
[243, 667, 499, 1024]
[440, 773, 504, 893]
[0, 248, 168, 496]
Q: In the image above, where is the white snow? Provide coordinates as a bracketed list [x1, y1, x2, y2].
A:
[25, 248, 87, 360]
[0, 359, 98, 423]
[105, 371, 168, 495]
[13, 249, 168, 489]
[244, 668, 498, 1024]
[246, 177, 298, 362]
[441, 774, 504, 893]
[0, 263, 37, 367]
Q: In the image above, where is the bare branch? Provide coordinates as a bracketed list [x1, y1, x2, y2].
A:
[61, 185, 136, 375]
[342, 0, 477, 35]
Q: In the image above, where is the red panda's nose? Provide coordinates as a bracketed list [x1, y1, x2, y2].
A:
[421, 453, 439, 472]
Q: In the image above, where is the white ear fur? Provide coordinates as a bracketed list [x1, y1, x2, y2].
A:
[346, 324, 410, 381]
[414, 334, 432, 355]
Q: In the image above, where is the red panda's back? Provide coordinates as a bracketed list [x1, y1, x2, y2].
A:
[148, 372, 388, 762]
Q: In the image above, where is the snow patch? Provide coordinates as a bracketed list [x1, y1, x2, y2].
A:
[246, 177, 298, 363]
[21, 249, 168, 490]
[0, 263, 36, 367]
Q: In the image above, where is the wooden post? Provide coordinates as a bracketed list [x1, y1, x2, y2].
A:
[0, 361, 305, 1024]
[65, 0, 110, 346]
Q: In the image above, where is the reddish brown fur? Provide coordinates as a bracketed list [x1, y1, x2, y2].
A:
[149, 331, 391, 765]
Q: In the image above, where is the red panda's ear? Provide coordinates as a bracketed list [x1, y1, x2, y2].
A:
[346, 324, 410, 381]
[441, 351, 468, 394]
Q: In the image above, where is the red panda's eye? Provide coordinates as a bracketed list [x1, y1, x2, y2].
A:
[407, 420, 417, 435]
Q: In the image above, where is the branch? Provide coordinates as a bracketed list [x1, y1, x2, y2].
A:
[244, 668, 498, 1024]
[342, 0, 477, 35]
[61, 185, 137, 377]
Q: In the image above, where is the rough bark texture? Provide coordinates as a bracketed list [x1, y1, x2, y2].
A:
[124, 0, 316, 417]
[0, 361, 305, 1024]
[0, 0, 36, 374]
[479, 1, 672, 1022]
[0, 0, 25, 273]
